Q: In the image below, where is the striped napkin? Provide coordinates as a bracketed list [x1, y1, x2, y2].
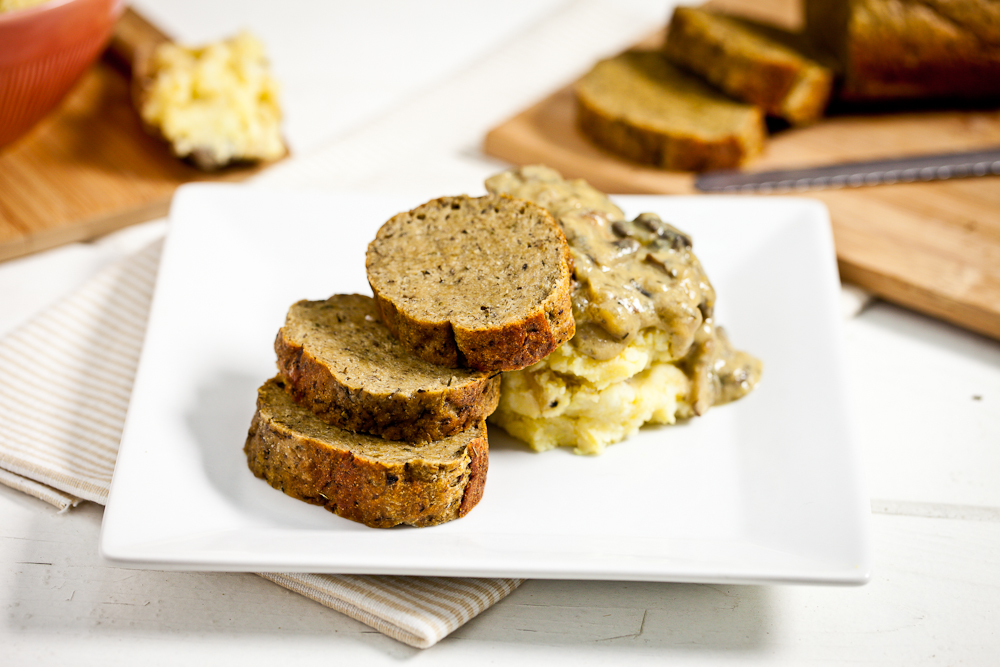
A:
[0, 239, 522, 649]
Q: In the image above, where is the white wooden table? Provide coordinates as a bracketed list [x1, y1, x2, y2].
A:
[3, 1, 999, 664]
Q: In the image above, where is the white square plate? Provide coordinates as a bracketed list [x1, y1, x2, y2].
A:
[101, 184, 871, 585]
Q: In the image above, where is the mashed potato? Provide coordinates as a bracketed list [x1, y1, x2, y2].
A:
[492, 332, 693, 455]
[486, 166, 762, 455]
[0, 0, 49, 12]
[138, 32, 284, 170]
[543, 327, 678, 389]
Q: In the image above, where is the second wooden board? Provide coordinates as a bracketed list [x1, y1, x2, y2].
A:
[483, 4, 1000, 343]
[0, 9, 278, 263]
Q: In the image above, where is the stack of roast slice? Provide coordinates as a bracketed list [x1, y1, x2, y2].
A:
[575, 5, 836, 171]
[577, 0, 1000, 172]
[243, 193, 575, 528]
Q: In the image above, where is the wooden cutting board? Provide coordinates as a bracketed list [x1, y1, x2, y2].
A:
[0, 9, 275, 263]
[484, 0, 1000, 342]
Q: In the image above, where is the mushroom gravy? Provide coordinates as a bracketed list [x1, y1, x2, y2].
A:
[486, 165, 760, 412]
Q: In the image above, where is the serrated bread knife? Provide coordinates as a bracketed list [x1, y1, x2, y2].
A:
[694, 147, 1000, 193]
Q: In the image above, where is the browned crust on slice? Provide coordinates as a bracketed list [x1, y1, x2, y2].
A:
[275, 295, 500, 442]
[576, 100, 759, 172]
[452, 295, 575, 372]
[574, 51, 765, 172]
[366, 194, 575, 372]
[663, 7, 833, 125]
[368, 296, 461, 368]
[244, 377, 488, 528]
[373, 279, 574, 372]
[457, 430, 488, 517]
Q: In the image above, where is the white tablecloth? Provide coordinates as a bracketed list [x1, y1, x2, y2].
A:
[3, 0, 999, 664]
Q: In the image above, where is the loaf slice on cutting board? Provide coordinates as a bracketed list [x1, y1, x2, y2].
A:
[663, 6, 834, 125]
[244, 376, 488, 528]
[275, 294, 500, 443]
[366, 193, 575, 372]
[574, 51, 766, 171]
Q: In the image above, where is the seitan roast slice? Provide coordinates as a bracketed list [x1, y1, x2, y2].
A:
[663, 6, 834, 125]
[244, 376, 488, 528]
[366, 194, 574, 372]
[275, 294, 500, 442]
[574, 50, 766, 171]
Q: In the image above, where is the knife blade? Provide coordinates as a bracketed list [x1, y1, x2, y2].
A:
[694, 147, 1000, 193]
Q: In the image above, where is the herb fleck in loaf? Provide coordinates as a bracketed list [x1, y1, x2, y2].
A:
[664, 6, 834, 125]
[574, 51, 766, 171]
[244, 377, 488, 528]
[275, 294, 500, 442]
[366, 194, 574, 372]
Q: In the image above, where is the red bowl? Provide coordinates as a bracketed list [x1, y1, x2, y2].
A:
[0, 0, 124, 149]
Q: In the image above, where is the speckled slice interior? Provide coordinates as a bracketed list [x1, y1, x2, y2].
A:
[366, 194, 574, 371]
[244, 376, 488, 528]
[577, 51, 762, 137]
[368, 195, 568, 327]
[275, 294, 499, 442]
[663, 6, 833, 124]
[574, 50, 765, 171]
